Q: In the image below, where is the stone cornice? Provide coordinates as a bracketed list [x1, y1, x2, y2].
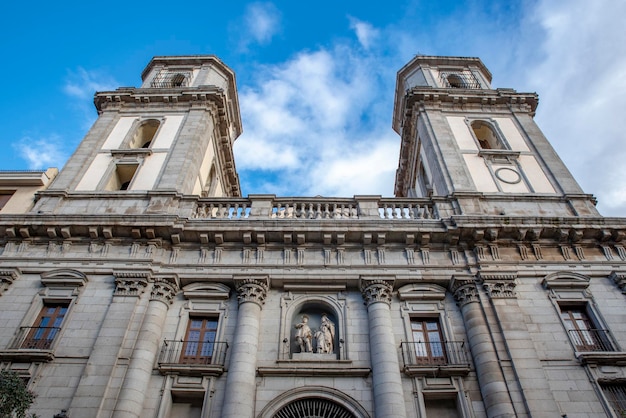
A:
[404, 87, 538, 113]
[94, 88, 228, 112]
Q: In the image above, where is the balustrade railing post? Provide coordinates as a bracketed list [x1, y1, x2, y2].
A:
[355, 195, 382, 219]
[247, 194, 276, 219]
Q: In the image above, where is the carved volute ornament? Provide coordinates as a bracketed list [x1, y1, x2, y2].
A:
[150, 277, 179, 305]
[360, 277, 394, 307]
[450, 276, 479, 307]
[234, 277, 270, 307]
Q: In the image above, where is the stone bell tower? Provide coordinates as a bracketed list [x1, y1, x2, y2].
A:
[36, 56, 241, 215]
[392, 55, 598, 217]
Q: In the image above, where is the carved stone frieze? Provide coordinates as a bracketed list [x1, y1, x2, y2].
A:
[360, 277, 394, 307]
[234, 276, 270, 307]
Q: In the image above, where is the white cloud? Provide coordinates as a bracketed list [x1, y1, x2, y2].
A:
[349, 17, 380, 50]
[242, 2, 281, 47]
[63, 67, 119, 131]
[13, 135, 68, 170]
[234, 40, 399, 197]
[64, 67, 118, 100]
[525, 0, 626, 216]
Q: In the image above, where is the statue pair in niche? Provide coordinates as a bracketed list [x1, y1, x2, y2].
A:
[294, 314, 335, 354]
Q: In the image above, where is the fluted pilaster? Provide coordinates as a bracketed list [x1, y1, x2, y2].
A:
[113, 276, 178, 418]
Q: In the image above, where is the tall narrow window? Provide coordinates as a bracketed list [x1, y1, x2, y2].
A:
[180, 317, 218, 364]
[0, 192, 14, 210]
[129, 119, 160, 149]
[104, 164, 139, 191]
[22, 302, 69, 349]
[411, 318, 446, 365]
[560, 305, 612, 351]
[601, 382, 626, 416]
[471, 120, 504, 150]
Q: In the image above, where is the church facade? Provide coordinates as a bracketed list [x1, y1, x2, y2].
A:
[0, 55, 625, 418]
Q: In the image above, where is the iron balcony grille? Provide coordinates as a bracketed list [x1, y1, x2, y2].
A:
[150, 70, 192, 89]
[568, 329, 615, 352]
[158, 340, 228, 366]
[601, 383, 626, 416]
[10, 326, 61, 350]
[439, 71, 482, 89]
[400, 340, 469, 367]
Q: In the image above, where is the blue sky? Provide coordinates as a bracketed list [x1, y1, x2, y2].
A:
[0, 0, 624, 216]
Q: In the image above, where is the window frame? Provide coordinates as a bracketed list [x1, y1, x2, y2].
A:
[22, 302, 70, 350]
[180, 316, 219, 364]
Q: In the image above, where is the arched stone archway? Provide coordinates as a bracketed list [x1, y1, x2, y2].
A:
[259, 386, 370, 418]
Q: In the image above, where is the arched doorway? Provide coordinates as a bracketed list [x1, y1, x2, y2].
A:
[273, 398, 355, 418]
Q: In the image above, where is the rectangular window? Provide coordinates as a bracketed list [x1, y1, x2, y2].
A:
[601, 383, 626, 416]
[0, 192, 14, 210]
[560, 305, 612, 351]
[104, 163, 139, 191]
[411, 318, 446, 365]
[180, 317, 218, 364]
[21, 302, 69, 349]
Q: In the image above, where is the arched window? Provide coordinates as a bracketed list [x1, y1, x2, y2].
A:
[129, 119, 160, 149]
[471, 120, 504, 150]
[447, 74, 465, 88]
[170, 73, 187, 87]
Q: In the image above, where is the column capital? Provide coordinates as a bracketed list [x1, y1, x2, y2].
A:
[150, 276, 179, 305]
[233, 276, 270, 307]
[360, 276, 395, 307]
[479, 272, 518, 299]
[0, 267, 19, 296]
[113, 270, 152, 297]
[449, 275, 479, 307]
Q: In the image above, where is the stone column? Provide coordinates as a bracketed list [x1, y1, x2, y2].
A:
[450, 277, 515, 418]
[360, 277, 407, 418]
[113, 277, 178, 418]
[221, 276, 269, 418]
[70, 272, 149, 418]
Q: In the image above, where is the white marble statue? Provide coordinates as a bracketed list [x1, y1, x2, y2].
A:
[294, 315, 312, 352]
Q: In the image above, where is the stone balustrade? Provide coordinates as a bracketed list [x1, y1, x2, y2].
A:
[193, 195, 437, 220]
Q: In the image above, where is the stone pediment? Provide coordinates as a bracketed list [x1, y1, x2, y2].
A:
[398, 283, 446, 301]
[40, 269, 88, 288]
[182, 282, 231, 300]
[542, 272, 590, 290]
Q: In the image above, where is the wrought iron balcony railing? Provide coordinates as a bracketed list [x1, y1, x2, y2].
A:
[10, 326, 61, 350]
[400, 341, 470, 372]
[158, 340, 229, 367]
[568, 329, 615, 352]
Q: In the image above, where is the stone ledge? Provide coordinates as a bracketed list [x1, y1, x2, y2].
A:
[257, 364, 370, 377]
[0, 349, 55, 363]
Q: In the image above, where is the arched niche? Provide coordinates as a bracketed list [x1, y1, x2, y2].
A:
[281, 294, 345, 360]
[258, 386, 370, 418]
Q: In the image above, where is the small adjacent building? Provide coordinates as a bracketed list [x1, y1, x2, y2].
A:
[0, 55, 624, 418]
